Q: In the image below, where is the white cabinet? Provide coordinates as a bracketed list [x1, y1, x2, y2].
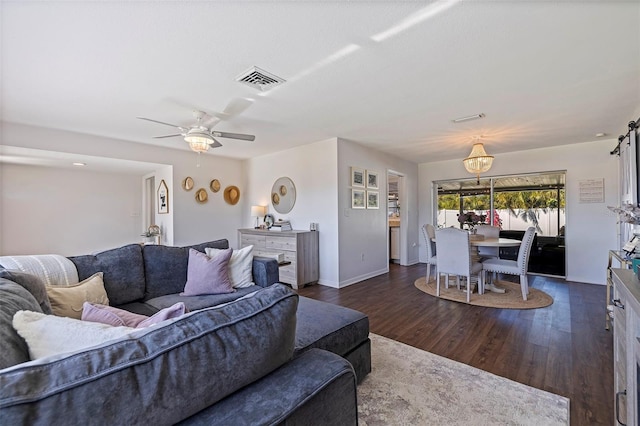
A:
[611, 268, 640, 425]
[238, 228, 319, 289]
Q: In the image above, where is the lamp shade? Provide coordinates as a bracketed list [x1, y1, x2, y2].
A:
[463, 143, 494, 178]
[184, 130, 214, 153]
[251, 205, 266, 217]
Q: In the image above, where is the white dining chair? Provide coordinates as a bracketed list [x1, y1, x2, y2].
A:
[475, 225, 500, 259]
[435, 227, 484, 303]
[482, 227, 536, 301]
[421, 224, 437, 283]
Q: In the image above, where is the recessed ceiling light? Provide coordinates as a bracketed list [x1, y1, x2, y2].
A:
[595, 132, 606, 137]
[72, 162, 86, 166]
[452, 113, 485, 123]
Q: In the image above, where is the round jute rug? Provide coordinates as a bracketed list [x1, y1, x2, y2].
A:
[414, 277, 553, 309]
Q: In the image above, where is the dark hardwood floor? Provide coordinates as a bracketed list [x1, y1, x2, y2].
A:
[297, 263, 613, 425]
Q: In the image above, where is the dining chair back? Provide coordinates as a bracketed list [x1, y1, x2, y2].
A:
[475, 225, 500, 259]
[434, 227, 483, 303]
[482, 227, 536, 300]
[421, 224, 437, 282]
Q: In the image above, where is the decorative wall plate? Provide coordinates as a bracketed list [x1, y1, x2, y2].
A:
[195, 188, 208, 203]
[182, 177, 194, 191]
[210, 179, 221, 193]
[224, 186, 240, 205]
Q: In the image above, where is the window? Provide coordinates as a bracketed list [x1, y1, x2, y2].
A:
[435, 171, 566, 276]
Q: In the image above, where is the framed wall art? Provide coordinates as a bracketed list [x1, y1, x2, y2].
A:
[367, 191, 379, 209]
[352, 188, 365, 209]
[158, 179, 169, 214]
[366, 170, 379, 189]
[351, 167, 365, 187]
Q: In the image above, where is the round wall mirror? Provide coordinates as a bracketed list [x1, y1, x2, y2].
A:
[271, 177, 296, 214]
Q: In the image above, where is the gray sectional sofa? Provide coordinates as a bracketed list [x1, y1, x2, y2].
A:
[0, 239, 371, 425]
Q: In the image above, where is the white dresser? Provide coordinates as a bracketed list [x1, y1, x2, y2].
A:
[611, 268, 640, 425]
[238, 229, 319, 289]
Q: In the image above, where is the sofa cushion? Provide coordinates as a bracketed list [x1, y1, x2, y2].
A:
[0, 270, 52, 314]
[142, 239, 229, 300]
[0, 284, 298, 425]
[145, 286, 259, 312]
[69, 244, 145, 305]
[0, 280, 44, 369]
[294, 297, 369, 359]
[181, 249, 234, 296]
[46, 272, 109, 319]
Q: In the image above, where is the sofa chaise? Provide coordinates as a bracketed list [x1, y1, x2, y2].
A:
[0, 239, 371, 425]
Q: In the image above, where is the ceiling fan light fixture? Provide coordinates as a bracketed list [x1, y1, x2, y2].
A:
[463, 143, 494, 183]
[184, 130, 214, 153]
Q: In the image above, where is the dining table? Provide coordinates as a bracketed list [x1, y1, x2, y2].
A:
[431, 235, 522, 294]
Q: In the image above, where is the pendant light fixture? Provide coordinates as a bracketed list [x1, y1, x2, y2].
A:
[463, 142, 494, 184]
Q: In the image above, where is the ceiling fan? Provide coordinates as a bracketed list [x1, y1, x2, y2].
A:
[137, 109, 255, 155]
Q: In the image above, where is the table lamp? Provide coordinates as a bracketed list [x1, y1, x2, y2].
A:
[251, 205, 266, 229]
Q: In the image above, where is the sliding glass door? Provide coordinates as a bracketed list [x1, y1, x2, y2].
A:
[435, 171, 566, 277]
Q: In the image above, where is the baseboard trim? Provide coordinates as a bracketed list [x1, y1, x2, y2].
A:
[338, 268, 389, 288]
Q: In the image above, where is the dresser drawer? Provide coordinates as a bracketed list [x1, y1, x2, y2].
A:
[266, 236, 297, 251]
[241, 234, 266, 248]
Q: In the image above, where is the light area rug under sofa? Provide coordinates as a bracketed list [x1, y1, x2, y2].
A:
[358, 334, 569, 425]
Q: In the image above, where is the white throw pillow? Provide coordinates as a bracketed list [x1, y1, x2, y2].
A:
[205, 245, 254, 288]
[13, 310, 136, 360]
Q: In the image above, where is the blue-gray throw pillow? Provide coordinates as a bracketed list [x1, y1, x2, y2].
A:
[0, 279, 43, 369]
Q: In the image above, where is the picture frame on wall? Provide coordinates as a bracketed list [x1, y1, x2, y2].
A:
[352, 188, 366, 209]
[351, 167, 365, 187]
[366, 170, 379, 189]
[158, 179, 169, 214]
[367, 191, 379, 209]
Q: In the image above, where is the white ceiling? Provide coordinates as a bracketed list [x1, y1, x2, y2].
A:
[2, 1, 639, 165]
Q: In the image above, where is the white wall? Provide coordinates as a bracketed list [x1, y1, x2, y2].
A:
[2, 123, 247, 253]
[418, 139, 619, 285]
[337, 138, 419, 286]
[245, 138, 340, 286]
[1, 164, 142, 256]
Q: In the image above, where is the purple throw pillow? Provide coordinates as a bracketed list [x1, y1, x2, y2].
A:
[181, 248, 235, 296]
[82, 302, 187, 328]
[137, 302, 187, 327]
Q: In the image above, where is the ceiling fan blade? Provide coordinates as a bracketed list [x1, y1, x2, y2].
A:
[201, 115, 221, 128]
[153, 134, 183, 139]
[210, 138, 223, 148]
[211, 131, 255, 141]
[222, 98, 254, 117]
[137, 117, 188, 131]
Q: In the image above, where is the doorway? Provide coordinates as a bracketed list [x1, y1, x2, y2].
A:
[388, 171, 404, 264]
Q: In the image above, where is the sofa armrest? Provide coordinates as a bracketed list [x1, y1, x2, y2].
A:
[179, 349, 358, 426]
[252, 257, 279, 287]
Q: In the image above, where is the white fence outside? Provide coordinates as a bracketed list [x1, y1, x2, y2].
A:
[437, 209, 566, 236]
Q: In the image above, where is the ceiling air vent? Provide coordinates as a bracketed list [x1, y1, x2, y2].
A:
[236, 66, 286, 92]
